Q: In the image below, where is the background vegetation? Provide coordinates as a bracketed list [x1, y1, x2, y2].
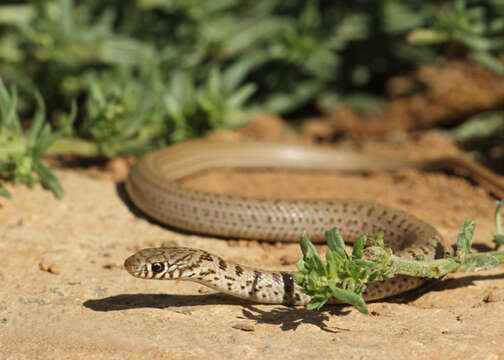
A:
[1, 0, 504, 196]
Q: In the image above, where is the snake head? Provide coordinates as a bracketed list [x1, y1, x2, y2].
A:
[124, 247, 201, 280]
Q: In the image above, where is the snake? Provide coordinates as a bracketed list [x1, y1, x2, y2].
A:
[123, 140, 504, 305]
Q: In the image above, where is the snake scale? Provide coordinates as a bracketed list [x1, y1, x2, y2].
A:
[124, 140, 504, 305]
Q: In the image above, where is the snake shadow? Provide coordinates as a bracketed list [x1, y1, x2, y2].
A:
[83, 292, 350, 333]
[83, 292, 247, 311]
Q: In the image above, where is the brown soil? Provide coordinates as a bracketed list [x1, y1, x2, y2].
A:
[302, 60, 504, 139]
[2, 116, 504, 359]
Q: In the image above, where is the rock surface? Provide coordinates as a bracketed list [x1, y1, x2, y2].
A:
[1, 152, 503, 359]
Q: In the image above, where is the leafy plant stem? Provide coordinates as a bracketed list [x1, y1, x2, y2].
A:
[373, 249, 504, 279]
[296, 201, 504, 313]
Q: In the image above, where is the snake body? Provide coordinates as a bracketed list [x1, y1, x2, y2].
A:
[124, 140, 502, 305]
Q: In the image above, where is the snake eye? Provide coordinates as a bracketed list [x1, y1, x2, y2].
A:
[151, 262, 164, 274]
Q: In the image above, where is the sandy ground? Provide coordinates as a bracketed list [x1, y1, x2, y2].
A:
[1, 134, 504, 359]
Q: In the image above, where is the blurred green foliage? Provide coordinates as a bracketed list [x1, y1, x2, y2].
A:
[1, 0, 504, 195]
[2, 0, 504, 153]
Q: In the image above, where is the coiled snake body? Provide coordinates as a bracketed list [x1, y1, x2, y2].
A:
[124, 140, 503, 305]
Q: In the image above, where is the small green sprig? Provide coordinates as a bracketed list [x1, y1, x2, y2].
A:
[296, 201, 504, 313]
[294, 229, 390, 314]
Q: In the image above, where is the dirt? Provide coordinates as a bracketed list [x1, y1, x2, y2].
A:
[303, 60, 504, 139]
[2, 120, 504, 359]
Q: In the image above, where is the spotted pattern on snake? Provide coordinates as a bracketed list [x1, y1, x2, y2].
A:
[124, 140, 452, 305]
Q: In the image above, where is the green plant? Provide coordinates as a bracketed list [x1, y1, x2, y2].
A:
[295, 199, 504, 314]
[164, 66, 256, 143]
[78, 67, 164, 157]
[0, 79, 70, 198]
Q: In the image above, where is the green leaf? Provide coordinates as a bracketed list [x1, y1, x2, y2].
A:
[407, 29, 449, 45]
[55, 100, 77, 137]
[26, 90, 46, 146]
[164, 95, 184, 122]
[295, 258, 307, 274]
[293, 274, 305, 285]
[35, 161, 64, 199]
[299, 236, 326, 275]
[312, 255, 326, 276]
[325, 250, 338, 264]
[352, 234, 366, 260]
[169, 71, 196, 110]
[329, 285, 368, 314]
[227, 84, 256, 109]
[470, 52, 504, 76]
[307, 298, 327, 310]
[326, 228, 346, 253]
[456, 218, 475, 258]
[300, 235, 318, 258]
[32, 124, 56, 157]
[222, 60, 253, 92]
[207, 67, 222, 100]
[0, 80, 22, 137]
[327, 262, 338, 277]
[460, 254, 499, 272]
[368, 272, 380, 282]
[334, 248, 349, 263]
[459, 36, 492, 52]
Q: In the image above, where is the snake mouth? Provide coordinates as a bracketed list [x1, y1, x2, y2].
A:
[125, 265, 143, 272]
[124, 265, 147, 278]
